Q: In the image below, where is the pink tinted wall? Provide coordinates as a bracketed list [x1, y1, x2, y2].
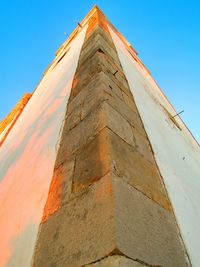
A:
[0, 26, 87, 267]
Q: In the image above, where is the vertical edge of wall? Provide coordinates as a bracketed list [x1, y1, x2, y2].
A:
[107, 24, 192, 266]
[32, 7, 191, 267]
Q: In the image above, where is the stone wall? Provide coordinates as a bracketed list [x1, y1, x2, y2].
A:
[32, 8, 190, 267]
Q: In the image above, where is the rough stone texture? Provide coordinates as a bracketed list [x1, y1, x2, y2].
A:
[42, 157, 75, 223]
[32, 7, 190, 267]
[112, 176, 189, 267]
[67, 72, 113, 115]
[122, 91, 139, 112]
[81, 28, 121, 67]
[73, 127, 170, 210]
[33, 174, 189, 267]
[33, 176, 116, 267]
[71, 50, 126, 99]
[84, 25, 115, 51]
[55, 101, 135, 167]
[85, 255, 144, 267]
[108, 96, 145, 136]
[65, 77, 126, 133]
[59, 157, 75, 205]
[67, 71, 134, 120]
[132, 126, 155, 164]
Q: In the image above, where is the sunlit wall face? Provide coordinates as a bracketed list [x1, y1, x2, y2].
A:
[0, 25, 87, 267]
[108, 25, 200, 267]
[1, 7, 199, 267]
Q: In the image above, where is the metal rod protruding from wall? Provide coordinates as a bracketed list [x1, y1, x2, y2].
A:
[113, 70, 118, 76]
[171, 110, 184, 118]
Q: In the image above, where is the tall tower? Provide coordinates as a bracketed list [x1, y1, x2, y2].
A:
[0, 6, 199, 267]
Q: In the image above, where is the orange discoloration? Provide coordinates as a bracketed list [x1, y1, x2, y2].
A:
[71, 76, 79, 91]
[0, 93, 31, 134]
[96, 178, 113, 202]
[86, 7, 109, 39]
[0, 24, 86, 265]
[42, 165, 65, 223]
[0, 93, 31, 146]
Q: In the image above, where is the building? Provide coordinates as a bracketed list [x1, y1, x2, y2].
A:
[0, 5, 199, 267]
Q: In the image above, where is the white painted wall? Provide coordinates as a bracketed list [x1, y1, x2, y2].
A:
[0, 26, 87, 267]
[109, 26, 200, 267]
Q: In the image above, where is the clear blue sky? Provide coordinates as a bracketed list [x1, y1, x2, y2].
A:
[0, 0, 199, 143]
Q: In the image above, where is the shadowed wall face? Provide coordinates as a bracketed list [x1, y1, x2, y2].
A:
[0, 24, 87, 267]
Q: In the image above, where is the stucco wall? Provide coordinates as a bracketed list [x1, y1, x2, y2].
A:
[109, 26, 200, 267]
[0, 26, 87, 267]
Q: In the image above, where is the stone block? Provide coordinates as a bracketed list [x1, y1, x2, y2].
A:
[67, 72, 124, 116]
[86, 255, 144, 266]
[67, 73, 105, 115]
[84, 25, 114, 50]
[104, 67, 130, 96]
[85, 9, 109, 38]
[122, 91, 138, 112]
[132, 127, 155, 164]
[103, 102, 134, 145]
[42, 157, 75, 222]
[73, 126, 111, 192]
[101, 72, 124, 99]
[55, 103, 105, 166]
[56, 101, 134, 167]
[80, 80, 112, 120]
[81, 32, 121, 67]
[113, 177, 189, 267]
[71, 52, 104, 98]
[107, 95, 145, 136]
[69, 73, 144, 137]
[73, 127, 169, 210]
[64, 103, 82, 131]
[60, 157, 75, 205]
[72, 51, 128, 99]
[108, 128, 170, 210]
[33, 176, 116, 267]
[33, 174, 189, 267]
